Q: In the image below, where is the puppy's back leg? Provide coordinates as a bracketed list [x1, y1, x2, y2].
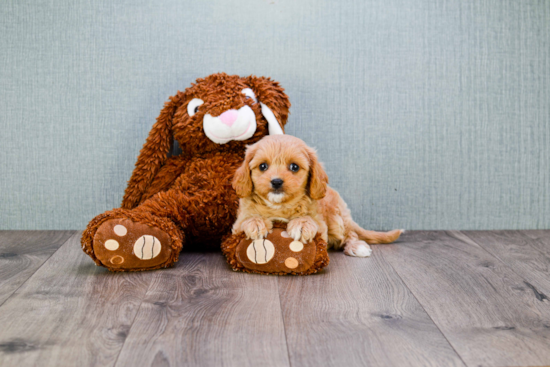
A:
[342, 231, 373, 257]
[342, 226, 403, 257]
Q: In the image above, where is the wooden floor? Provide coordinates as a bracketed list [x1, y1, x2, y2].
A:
[0, 231, 549, 367]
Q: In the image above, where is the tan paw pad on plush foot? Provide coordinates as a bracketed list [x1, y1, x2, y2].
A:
[133, 235, 162, 260]
[93, 218, 172, 270]
[246, 239, 276, 264]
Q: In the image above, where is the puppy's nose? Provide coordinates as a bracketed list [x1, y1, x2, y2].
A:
[219, 110, 238, 127]
[271, 178, 284, 189]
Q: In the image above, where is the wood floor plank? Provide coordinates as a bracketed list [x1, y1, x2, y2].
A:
[381, 230, 550, 367]
[0, 231, 75, 305]
[277, 251, 465, 367]
[115, 253, 290, 367]
[2, 230, 549, 367]
[463, 230, 550, 296]
[0, 232, 153, 367]
[521, 230, 550, 260]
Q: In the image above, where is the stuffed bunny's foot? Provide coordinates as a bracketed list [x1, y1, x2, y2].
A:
[93, 218, 176, 271]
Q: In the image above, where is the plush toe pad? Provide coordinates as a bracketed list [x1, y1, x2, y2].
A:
[93, 218, 172, 270]
[133, 235, 162, 260]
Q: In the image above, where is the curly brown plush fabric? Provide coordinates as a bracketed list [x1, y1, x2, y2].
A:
[221, 222, 330, 275]
[81, 73, 290, 271]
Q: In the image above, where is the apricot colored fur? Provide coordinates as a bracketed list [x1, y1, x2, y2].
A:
[232, 135, 403, 257]
[81, 73, 290, 270]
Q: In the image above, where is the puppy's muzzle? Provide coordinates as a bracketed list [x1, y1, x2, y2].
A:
[271, 178, 284, 190]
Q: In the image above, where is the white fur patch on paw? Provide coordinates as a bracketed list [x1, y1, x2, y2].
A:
[242, 218, 269, 240]
[355, 244, 372, 257]
[345, 242, 372, 257]
[286, 217, 318, 242]
[287, 226, 302, 241]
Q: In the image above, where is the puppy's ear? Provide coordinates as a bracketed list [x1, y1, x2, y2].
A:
[233, 144, 258, 198]
[245, 76, 290, 134]
[306, 146, 329, 200]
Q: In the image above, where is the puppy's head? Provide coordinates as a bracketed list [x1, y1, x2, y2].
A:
[233, 135, 329, 203]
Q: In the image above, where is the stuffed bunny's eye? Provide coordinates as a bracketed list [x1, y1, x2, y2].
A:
[187, 98, 204, 117]
[241, 88, 257, 103]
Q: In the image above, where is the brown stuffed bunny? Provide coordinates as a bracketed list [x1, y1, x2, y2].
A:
[81, 73, 291, 271]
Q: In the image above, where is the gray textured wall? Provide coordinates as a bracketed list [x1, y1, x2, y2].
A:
[1, 0, 549, 230]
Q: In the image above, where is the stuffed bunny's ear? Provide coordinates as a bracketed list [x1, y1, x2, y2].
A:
[121, 94, 182, 209]
[260, 102, 284, 135]
[245, 76, 290, 135]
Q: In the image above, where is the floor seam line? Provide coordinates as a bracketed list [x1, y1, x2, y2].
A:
[459, 230, 550, 299]
[112, 272, 156, 367]
[0, 230, 78, 309]
[277, 278, 293, 367]
[379, 240, 469, 367]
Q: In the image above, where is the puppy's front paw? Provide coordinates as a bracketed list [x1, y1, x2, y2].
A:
[343, 239, 372, 257]
[287, 216, 319, 243]
[241, 217, 270, 240]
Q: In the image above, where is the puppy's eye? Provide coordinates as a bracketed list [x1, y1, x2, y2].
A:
[187, 98, 204, 117]
[289, 163, 299, 172]
[259, 163, 268, 171]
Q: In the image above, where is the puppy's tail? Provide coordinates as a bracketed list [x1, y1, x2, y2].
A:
[352, 222, 404, 244]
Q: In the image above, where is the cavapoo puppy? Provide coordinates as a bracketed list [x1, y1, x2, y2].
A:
[232, 135, 403, 257]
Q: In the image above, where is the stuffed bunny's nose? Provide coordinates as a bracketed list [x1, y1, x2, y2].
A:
[219, 110, 238, 127]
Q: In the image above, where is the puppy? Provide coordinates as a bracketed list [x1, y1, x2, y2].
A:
[232, 135, 403, 257]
